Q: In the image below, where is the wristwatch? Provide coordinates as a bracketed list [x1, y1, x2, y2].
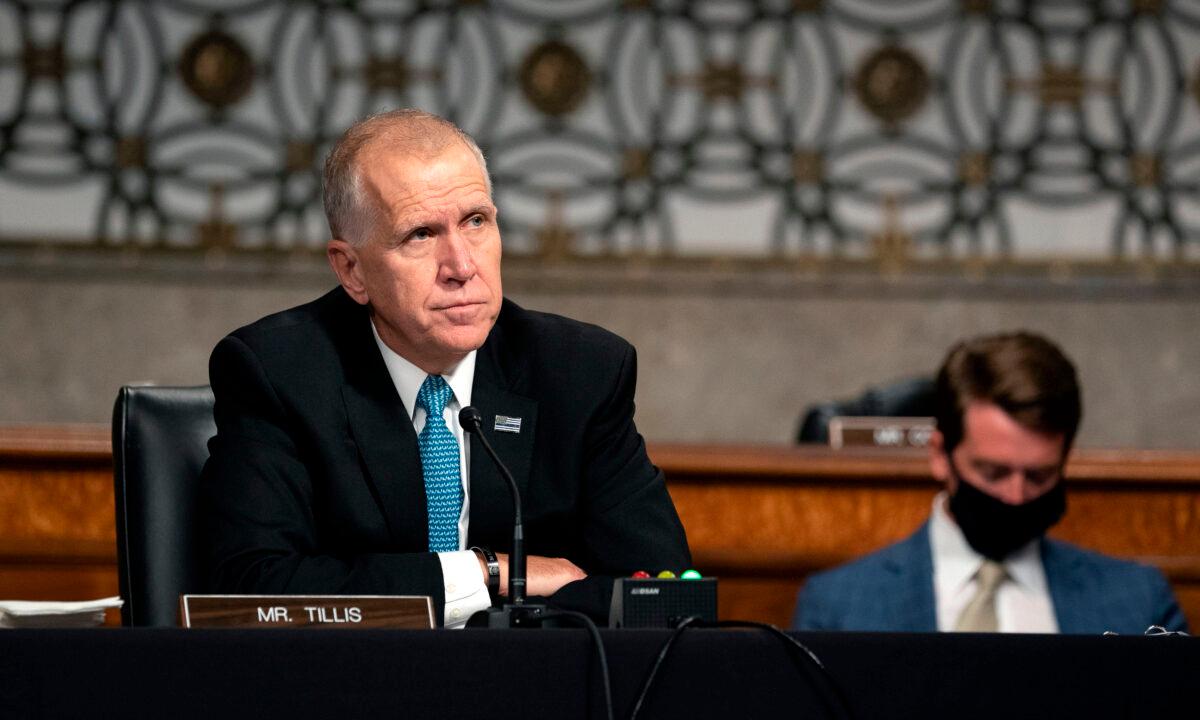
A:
[471, 546, 500, 603]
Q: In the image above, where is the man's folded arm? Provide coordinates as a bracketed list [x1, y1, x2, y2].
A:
[547, 342, 691, 618]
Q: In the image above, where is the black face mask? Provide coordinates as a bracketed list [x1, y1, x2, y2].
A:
[947, 461, 1067, 561]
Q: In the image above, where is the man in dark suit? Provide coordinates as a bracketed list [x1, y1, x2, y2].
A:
[793, 332, 1187, 634]
[199, 109, 690, 626]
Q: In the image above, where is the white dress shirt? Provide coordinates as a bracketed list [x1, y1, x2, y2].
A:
[929, 492, 1059, 633]
[371, 322, 492, 629]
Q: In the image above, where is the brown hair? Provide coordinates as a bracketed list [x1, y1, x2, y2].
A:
[322, 109, 491, 246]
[935, 331, 1082, 453]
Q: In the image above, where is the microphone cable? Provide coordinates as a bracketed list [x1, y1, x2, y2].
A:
[627, 617, 855, 720]
[535, 610, 614, 720]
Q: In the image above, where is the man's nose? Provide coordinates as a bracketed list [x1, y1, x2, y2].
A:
[996, 474, 1033, 505]
[440, 231, 476, 281]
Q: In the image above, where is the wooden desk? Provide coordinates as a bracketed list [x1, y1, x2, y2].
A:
[2, 426, 1197, 630]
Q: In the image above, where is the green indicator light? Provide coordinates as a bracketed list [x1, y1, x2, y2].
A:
[656, 570, 676, 579]
[680, 569, 702, 580]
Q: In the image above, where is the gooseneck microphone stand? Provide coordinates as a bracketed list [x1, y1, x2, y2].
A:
[460, 406, 546, 628]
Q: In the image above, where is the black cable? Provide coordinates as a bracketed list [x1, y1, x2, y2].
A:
[628, 617, 856, 720]
[536, 610, 614, 720]
[715, 620, 855, 720]
[627, 616, 701, 720]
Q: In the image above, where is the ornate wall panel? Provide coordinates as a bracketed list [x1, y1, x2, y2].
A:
[2, 0, 1200, 277]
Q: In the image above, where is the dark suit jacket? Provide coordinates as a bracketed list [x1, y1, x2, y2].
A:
[199, 288, 691, 622]
[792, 522, 1188, 634]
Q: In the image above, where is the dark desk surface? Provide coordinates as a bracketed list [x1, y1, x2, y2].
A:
[1, 628, 1195, 719]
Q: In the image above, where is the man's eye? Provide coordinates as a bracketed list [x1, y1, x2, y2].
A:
[467, 215, 484, 228]
[410, 228, 432, 241]
[975, 463, 1009, 482]
[1026, 467, 1059, 485]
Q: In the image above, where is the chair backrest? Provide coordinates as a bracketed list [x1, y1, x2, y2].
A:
[796, 376, 936, 444]
[112, 385, 215, 627]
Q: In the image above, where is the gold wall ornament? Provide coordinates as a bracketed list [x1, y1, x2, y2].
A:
[115, 137, 147, 169]
[854, 46, 930, 126]
[519, 41, 591, 117]
[792, 150, 824, 184]
[24, 42, 65, 79]
[1131, 153, 1161, 187]
[669, 62, 776, 102]
[363, 58, 440, 93]
[1006, 64, 1116, 106]
[180, 30, 254, 108]
[871, 194, 911, 274]
[1038, 65, 1086, 105]
[534, 190, 574, 261]
[365, 57, 409, 91]
[285, 141, 316, 174]
[197, 184, 237, 249]
[700, 62, 747, 101]
[959, 151, 990, 186]
[622, 148, 653, 180]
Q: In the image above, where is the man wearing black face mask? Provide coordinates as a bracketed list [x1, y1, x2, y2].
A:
[792, 331, 1188, 634]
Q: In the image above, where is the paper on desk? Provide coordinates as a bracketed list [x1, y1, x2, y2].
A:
[0, 596, 123, 628]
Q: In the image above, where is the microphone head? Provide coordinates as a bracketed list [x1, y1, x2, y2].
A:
[459, 406, 484, 433]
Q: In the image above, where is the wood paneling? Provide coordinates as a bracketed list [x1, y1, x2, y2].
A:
[0, 424, 115, 618]
[2, 426, 1198, 631]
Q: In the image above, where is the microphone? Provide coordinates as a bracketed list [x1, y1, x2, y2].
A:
[459, 406, 525, 604]
[460, 406, 542, 627]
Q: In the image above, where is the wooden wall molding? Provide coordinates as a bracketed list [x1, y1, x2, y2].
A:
[0, 424, 112, 460]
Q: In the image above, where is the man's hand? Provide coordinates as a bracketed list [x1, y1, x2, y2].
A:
[478, 552, 586, 597]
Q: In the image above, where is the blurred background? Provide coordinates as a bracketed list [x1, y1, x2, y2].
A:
[1, 0, 1198, 447]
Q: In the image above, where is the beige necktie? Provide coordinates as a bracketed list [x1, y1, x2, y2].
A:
[954, 560, 1007, 632]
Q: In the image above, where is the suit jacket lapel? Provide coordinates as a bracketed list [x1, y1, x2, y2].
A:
[343, 383, 428, 550]
[882, 523, 939, 632]
[467, 315, 538, 546]
[1043, 539, 1091, 633]
[334, 297, 429, 550]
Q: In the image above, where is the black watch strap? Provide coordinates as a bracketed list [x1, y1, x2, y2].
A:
[471, 546, 500, 602]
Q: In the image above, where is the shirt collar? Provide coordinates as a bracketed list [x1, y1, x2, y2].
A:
[930, 491, 1048, 595]
[370, 320, 476, 419]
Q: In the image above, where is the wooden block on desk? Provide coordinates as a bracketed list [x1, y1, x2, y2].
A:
[828, 416, 934, 449]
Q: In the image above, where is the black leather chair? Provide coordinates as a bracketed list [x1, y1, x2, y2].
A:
[112, 385, 215, 627]
[796, 376, 936, 444]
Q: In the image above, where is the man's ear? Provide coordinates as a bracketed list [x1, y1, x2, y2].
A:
[327, 239, 369, 305]
[928, 429, 951, 488]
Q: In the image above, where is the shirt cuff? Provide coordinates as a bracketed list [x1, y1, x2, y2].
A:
[437, 550, 492, 629]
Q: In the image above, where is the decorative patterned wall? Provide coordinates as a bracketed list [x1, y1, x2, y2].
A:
[3, 0, 1200, 277]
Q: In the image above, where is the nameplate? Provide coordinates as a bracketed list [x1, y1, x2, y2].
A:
[179, 595, 435, 629]
[828, 416, 934, 449]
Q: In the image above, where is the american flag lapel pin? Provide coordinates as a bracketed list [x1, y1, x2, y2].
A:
[494, 415, 522, 434]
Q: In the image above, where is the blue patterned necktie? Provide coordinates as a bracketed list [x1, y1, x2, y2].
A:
[416, 374, 463, 552]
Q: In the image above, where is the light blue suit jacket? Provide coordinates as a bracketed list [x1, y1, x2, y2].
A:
[792, 522, 1189, 635]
